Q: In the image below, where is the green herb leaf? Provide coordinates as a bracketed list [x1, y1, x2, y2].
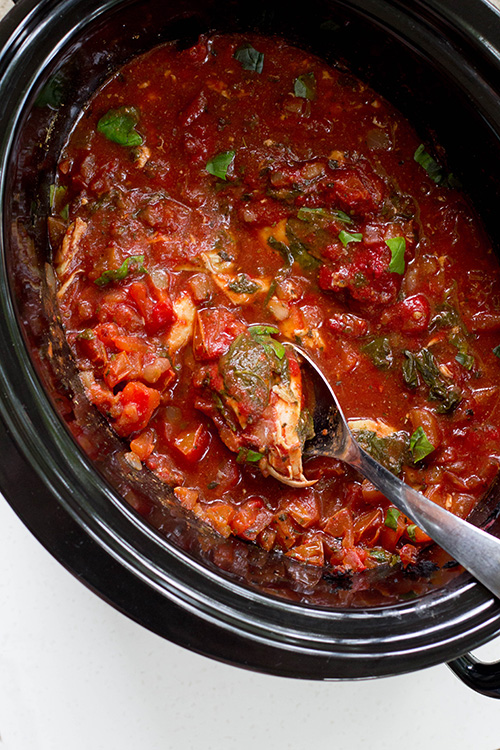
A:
[97, 107, 143, 147]
[94, 255, 147, 287]
[206, 150, 235, 180]
[334, 210, 353, 224]
[236, 447, 265, 463]
[493, 345, 500, 358]
[410, 426, 435, 462]
[234, 44, 264, 74]
[338, 230, 363, 247]
[455, 351, 474, 370]
[249, 326, 286, 360]
[406, 348, 461, 413]
[354, 429, 410, 476]
[369, 548, 391, 562]
[297, 207, 353, 224]
[249, 325, 280, 336]
[362, 337, 393, 370]
[384, 507, 401, 530]
[386, 236, 406, 275]
[402, 351, 419, 389]
[227, 273, 261, 295]
[414, 144, 460, 188]
[294, 72, 316, 100]
[406, 524, 417, 542]
[414, 144, 443, 183]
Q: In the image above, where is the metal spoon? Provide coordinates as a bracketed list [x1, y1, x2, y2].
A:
[288, 342, 500, 599]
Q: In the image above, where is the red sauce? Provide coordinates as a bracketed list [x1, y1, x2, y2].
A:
[53, 33, 500, 577]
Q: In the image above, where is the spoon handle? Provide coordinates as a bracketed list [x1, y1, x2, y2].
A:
[350, 443, 500, 599]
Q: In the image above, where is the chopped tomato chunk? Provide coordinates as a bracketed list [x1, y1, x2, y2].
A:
[114, 381, 161, 436]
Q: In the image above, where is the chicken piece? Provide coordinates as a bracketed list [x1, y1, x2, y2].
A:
[201, 250, 270, 305]
[55, 217, 87, 279]
[194, 326, 315, 486]
[166, 291, 196, 354]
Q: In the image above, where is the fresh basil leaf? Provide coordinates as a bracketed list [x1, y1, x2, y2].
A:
[268, 338, 286, 360]
[414, 144, 442, 182]
[227, 273, 261, 294]
[294, 72, 316, 100]
[386, 236, 406, 275]
[206, 150, 235, 180]
[249, 325, 280, 336]
[410, 426, 435, 462]
[237, 447, 265, 463]
[334, 210, 353, 224]
[369, 548, 391, 562]
[414, 144, 459, 188]
[409, 348, 461, 413]
[94, 255, 147, 287]
[234, 44, 264, 74]
[297, 207, 353, 224]
[338, 230, 363, 247]
[355, 429, 410, 476]
[97, 107, 143, 147]
[455, 351, 474, 370]
[406, 524, 417, 542]
[362, 337, 393, 370]
[384, 507, 401, 530]
[402, 351, 419, 389]
[249, 326, 286, 360]
[493, 345, 500, 358]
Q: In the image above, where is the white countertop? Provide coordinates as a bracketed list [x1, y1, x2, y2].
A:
[2, 0, 500, 746]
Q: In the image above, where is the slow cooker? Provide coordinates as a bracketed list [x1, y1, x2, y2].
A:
[2, 0, 500, 695]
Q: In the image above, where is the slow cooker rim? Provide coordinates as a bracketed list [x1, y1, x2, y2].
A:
[1, 0, 500, 678]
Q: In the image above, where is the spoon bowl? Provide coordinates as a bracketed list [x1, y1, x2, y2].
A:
[288, 342, 500, 600]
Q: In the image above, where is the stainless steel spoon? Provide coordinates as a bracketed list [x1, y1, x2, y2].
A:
[288, 342, 500, 599]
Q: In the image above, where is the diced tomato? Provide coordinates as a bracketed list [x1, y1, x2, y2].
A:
[104, 351, 140, 389]
[399, 543, 419, 567]
[360, 480, 387, 505]
[323, 508, 353, 546]
[129, 280, 174, 335]
[382, 293, 431, 333]
[201, 502, 235, 538]
[173, 486, 200, 510]
[286, 492, 321, 528]
[407, 525, 432, 544]
[272, 512, 300, 550]
[327, 313, 369, 338]
[130, 428, 156, 461]
[172, 423, 210, 462]
[256, 526, 277, 551]
[75, 334, 107, 366]
[193, 308, 245, 360]
[230, 498, 273, 540]
[95, 322, 148, 354]
[114, 381, 161, 436]
[332, 168, 383, 214]
[353, 508, 383, 546]
[378, 508, 407, 552]
[342, 547, 368, 572]
[286, 534, 325, 566]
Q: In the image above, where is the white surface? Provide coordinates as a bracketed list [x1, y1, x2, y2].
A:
[2, 0, 500, 747]
[2, 497, 500, 750]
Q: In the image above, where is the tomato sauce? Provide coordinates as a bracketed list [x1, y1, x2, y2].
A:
[52, 33, 500, 577]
